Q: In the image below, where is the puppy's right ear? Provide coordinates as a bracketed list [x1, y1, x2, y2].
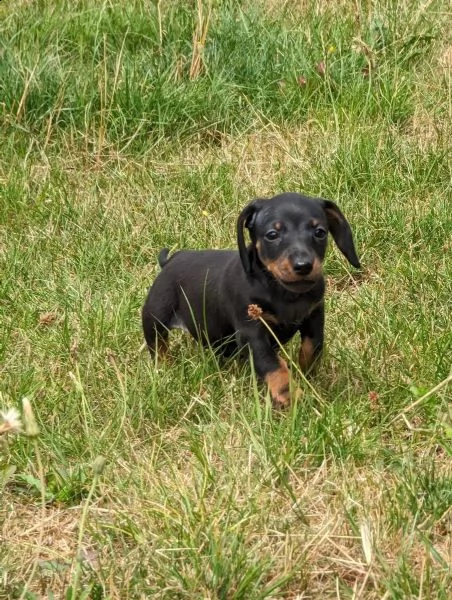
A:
[237, 199, 264, 274]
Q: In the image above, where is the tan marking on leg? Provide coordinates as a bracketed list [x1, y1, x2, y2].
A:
[299, 337, 315, 372]
[265, 358, 290, 408]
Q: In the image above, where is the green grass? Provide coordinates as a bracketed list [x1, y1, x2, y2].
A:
[1, 0, 451, 598]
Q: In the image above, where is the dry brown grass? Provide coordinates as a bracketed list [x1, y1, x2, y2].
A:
[3, 423, 451, 597]
[189, 0, 212, 80]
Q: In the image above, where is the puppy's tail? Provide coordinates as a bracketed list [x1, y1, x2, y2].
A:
[158, 248, 171, 268]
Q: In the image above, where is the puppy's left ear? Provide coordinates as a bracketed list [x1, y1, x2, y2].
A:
[237, 199, 264, 273]
[322, 200, 361, 268]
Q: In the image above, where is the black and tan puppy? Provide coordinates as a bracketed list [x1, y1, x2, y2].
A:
[142, 192, 360, 408]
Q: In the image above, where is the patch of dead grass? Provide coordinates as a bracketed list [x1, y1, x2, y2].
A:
[3, 420, 451, 597]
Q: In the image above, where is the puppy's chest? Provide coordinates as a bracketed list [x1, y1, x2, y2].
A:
[256, 297, 316, 327]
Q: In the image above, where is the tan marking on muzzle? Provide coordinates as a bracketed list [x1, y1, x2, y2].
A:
[264, 256, 300, 282]
[256, 243, 293, 280]
[265, 256, 324, 283]
[256, 243, 324, 283]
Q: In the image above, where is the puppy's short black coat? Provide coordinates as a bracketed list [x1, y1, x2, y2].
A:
[142, 192, 360, 407]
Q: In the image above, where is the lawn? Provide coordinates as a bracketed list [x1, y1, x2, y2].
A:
[1, 0, 451, 598]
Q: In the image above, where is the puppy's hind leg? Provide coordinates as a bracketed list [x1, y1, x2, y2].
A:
[142, 310, 170, 360]
[142, 286, 176, 361]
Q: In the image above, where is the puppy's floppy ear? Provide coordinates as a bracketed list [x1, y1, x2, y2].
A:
[237, 199, 264, 273]
[321, 199, 361, 268]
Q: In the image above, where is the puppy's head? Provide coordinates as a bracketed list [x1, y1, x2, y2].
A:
[237, 192, 360, 292]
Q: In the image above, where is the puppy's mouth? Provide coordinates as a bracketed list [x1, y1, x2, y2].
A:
[277, 277, 317, 292]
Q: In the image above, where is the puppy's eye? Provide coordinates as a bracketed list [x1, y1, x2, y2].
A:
[314, 227, 327, 240]
[265, 230, 280, 241]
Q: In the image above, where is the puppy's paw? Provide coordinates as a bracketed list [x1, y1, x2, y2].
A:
[265, 359, 290, 410]
[271, 390, 291, 410]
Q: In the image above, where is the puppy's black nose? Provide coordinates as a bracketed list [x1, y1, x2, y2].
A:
[292, 258, 313, 275]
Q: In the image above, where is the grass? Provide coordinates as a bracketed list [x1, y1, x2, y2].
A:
[0, 0, 451, 597]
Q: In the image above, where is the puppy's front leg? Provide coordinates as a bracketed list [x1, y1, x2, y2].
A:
[298, 303, 324, 373]
[264, 357, 290, 409]
[246, 335, 290, 408]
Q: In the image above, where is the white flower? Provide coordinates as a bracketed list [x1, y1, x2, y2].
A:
[0, 407, 23, 434]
